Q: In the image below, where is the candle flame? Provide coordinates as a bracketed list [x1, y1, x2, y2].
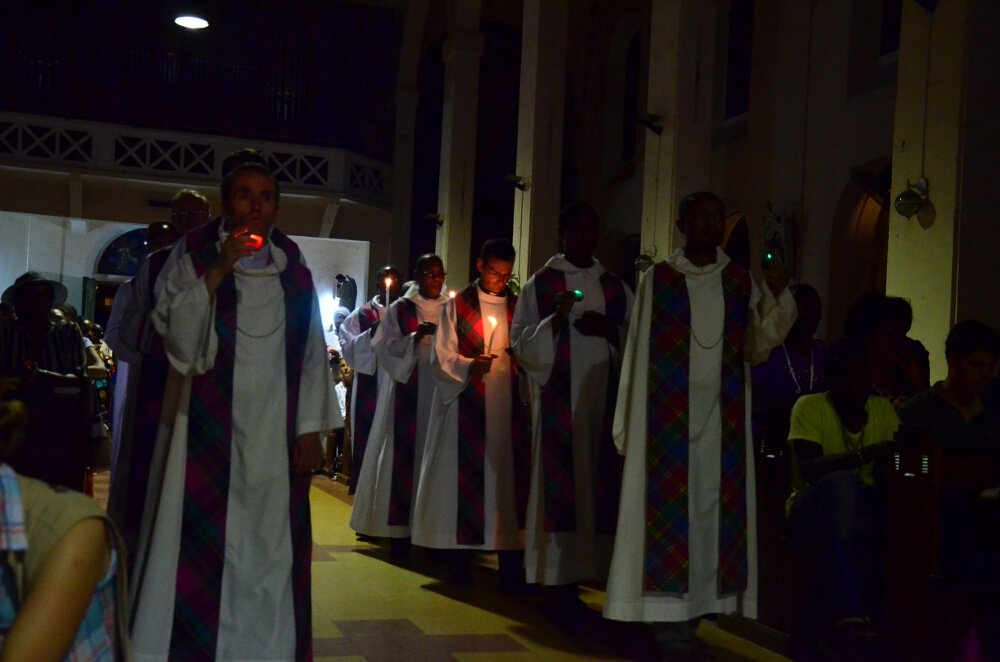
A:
[384, 277, 392, 288]
[448, 290, 456, 298]
[487, 315, 497, 328]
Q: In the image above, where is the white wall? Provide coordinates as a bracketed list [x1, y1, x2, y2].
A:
[0, 212, 144, 311]
[291, 235, 370, 348]
[0, 213, 371, 351]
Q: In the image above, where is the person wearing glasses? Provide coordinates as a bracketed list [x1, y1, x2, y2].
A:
[350, 255, 449, 557]
[411, 239, 532, 590]
[105, 188, 211, 571]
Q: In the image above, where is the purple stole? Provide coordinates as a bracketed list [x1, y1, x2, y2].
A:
[170, 219, 315, 661]
[452, 282, 530, 545]
[349, 303, 381, 494]
[387, 298, 420, 526]
[645, 259, 751, 595]
[532, 266, 628, 535]
[118, 248, 172, 564]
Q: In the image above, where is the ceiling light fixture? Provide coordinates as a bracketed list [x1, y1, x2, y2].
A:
[174, 15, 209, 29]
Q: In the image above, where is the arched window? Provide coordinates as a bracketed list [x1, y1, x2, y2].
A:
[96, 228, 151, 277]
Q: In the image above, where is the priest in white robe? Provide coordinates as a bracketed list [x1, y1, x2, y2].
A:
[350, 255, 448, 555]
[511, 203, 634, 623]
[603, 192, 796, 635]
[106, 200, 206, 569]
[338, 266, 403, 495]
[412, 239, 531, 587]
[130, 163, 338, 662]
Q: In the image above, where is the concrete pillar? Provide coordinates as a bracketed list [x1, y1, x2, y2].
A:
[436, 22, 484, 281]
[639, 0, 717, 260]
[391, 86, 418, 268]
[886, 0, 1000, 379]
[511, 0, 568, 281]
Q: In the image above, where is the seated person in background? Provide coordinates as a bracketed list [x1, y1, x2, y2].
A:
[0, 380, 128, 660]
[787, 339, 900, 642]
[899, 320, 1000, 660]
[752, 283, 827, 450]
[0, 273, 89, 490]
[844, 295, 929, 409]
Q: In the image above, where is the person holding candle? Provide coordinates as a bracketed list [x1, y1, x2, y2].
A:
[350, 255, 449, 557]
[412, 238, 531, 589]
[338, 266, 404, 495]
[510, 202, 634, 627]
[602, 191, 796, 656]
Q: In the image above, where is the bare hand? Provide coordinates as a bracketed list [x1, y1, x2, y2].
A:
[762, 261, 790, 296]
[293, 432, 323, 474]
[216, 227, 257, 274]
[469, 354, 495, 376]
[415, 321, 437, 340]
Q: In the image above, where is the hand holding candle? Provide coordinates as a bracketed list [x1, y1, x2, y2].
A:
[485, 315, 498, 355]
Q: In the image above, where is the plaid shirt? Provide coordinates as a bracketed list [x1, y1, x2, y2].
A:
[0, 463, 117, 660]
[0, 318, 86, 378]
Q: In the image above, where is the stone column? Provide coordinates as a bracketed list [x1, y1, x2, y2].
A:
[886, 0, 1000, 379]
[390, 86, 418, 269]
[639, 0, 717, 261]
[436, 27, 484, 281]
[511, 0, 568, 281]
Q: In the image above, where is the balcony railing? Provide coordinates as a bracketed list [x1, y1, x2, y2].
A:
[0, 111, 391, 207]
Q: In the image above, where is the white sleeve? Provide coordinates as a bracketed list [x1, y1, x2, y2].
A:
[430, 299, 473, 405]
[151, 254, 218, 376]
[338, 309, 378, 375]
[105, 279, 141, 363]
[612, 268, 651, 455]
[372, 302, 419, 385]
[746, 279, 797, 366]
[509, 277, 558, 386]
[297, 288, 342, 434]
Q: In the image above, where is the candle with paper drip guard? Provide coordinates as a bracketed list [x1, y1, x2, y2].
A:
[485, 315, 498, 355]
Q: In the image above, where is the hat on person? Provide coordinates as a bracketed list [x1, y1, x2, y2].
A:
[2, 271, 69, 307]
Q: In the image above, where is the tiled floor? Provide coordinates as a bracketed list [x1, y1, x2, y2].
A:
[90, 470, 786, 661]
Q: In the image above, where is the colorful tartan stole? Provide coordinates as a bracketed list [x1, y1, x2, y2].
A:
[170, 223, 315, 660]
[453, 282, 530, 545]
[119, 248, 172, 561]
[532, 267, 628, 533]
[349, 304, 381, 494]
[644, 260, 750, 594]
[387, 299, 421, 526]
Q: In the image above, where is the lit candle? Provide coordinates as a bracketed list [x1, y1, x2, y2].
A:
[486, 315, 498, 355]
[384, 276, 393, 306]
[448, 290, 456, 298]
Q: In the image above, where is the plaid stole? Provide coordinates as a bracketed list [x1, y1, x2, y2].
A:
[452, 282, 530, 545]
[532, 267, 628, 534]
[349, 304, 381, 494]
[644, 260, 750, 594]
[387, 299, 420, 526]
[170, 223, 316, 661]
[120, 248, 172, 560]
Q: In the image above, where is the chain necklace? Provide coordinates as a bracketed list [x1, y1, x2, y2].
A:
[782, 343, 814, 394]
[690, 322, 724, 350]
[237, 317, 286, 339]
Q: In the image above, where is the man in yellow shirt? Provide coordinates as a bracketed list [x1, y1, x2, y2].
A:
[787, 339, 900, 649]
